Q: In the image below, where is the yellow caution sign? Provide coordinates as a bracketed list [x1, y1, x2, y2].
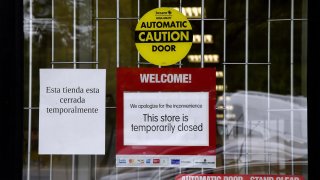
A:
[135, 7, 193, 66]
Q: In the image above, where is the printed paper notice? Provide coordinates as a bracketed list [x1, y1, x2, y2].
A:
[39, 69, 106, 154]
[124, 92, 209, 146]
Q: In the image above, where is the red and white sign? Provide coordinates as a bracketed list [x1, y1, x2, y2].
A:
[116, 68, 216, 167]
[175, 174, 304, 180]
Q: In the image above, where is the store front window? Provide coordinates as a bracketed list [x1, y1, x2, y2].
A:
[23, 0, 308, 179]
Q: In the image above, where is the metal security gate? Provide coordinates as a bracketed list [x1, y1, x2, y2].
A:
[23, 0, 308, 179]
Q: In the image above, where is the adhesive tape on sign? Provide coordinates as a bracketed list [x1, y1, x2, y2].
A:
[135, 7, 193, 66]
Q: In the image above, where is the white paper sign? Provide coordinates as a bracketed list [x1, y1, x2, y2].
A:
[124, 92, 209, 146]
[39, 69, 106, 154]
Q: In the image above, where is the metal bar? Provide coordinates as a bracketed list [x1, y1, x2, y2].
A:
[24, 107, 39, 110]
[72, 155, 75, 180]
[94, 18, 302, 22]
[116, 0, 120, 68]
[137, 62, 183, 66]
[178, 0, 183, 68]
[268, 109, 307, 112]
[72, 0, 76, 179]
[29, 17, 314, 22]
[137, 0, 141, 68]
[95, 0, 99, 179]
[24, 18, 55, 21]
[290, 0, 295, 174]
[200, 0, 205, 68]
[27, 0, 33, 179]
[95, 17, 139, 20]
[50, 0, 55, 179]
[156, 11, 162, 82]
[224, 153, 273, 155]
[223, 62, 271, 65]
[96, 0, 99, 70]
[73, 0, 77, 69]
[267, 0, 271, 174]
[50, 155, 53, 180]
[105, 106, 117, 109]
[95, 155, 97, 180]
[268, 18, 307, 21]
[245, 0, 249, 174]
[116, 0, 120, 178]
[51, 0, 55, 69]
[188, 18, 226, 21]
[179, 0, 182, 16]
[24, 106, 118, 110]
[116, 166, 118, 180]
[51, 61, 99, 64]
[94, 18, 228, 21]
[223, 0, 227, 174]
[201, 0, 205, 173]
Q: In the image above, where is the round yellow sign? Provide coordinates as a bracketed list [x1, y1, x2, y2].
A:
[135, 8, 193, 66]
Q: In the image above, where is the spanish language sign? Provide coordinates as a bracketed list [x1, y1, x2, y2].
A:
[39, 69, 106, 154]
[135, 7, 193, 66]
[175, 174, 304, 180]
[116, 68, 216, 168]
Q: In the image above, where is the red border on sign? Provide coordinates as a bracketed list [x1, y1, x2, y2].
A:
[116, 68, 216, 155]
